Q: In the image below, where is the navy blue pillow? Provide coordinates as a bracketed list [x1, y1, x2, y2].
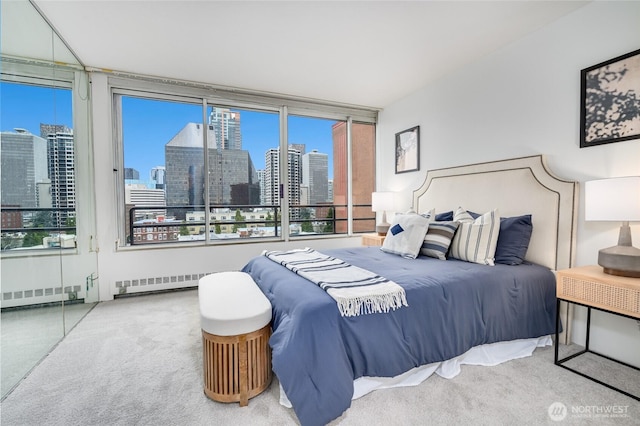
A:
[494, 214, 533, 265]
[435, 211, 454, 221]
[467, 210, 481, 219]
[465, 211, 532, 265]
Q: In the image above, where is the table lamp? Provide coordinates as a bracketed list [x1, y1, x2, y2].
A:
[585, 176, 640, 278]
[372, 191, 395, 235]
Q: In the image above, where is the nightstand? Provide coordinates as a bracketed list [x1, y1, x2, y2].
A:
[361, 233, 385, 247]
[555, 265, 640, 401]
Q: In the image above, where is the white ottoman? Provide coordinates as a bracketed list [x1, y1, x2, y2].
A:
[199, 271, 272, 406]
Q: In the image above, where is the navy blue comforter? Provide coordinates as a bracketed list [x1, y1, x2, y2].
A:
[241, 246, 557, 426]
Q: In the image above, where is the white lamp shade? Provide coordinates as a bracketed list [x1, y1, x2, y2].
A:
[585, 177, 640, 222]
[371, 191, 395, 212]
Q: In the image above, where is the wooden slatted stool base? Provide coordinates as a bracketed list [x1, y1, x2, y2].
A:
[202, 323, 272, 406]
[199, 271, 272, 406]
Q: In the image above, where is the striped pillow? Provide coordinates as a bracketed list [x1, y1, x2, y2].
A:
[420, 221, 459, 260]
[449, 207, 500, 266]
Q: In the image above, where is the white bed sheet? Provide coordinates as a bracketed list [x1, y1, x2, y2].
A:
[279, 335, 552, 407]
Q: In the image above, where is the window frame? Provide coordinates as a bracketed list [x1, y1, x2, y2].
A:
[0, 59, 90, 257]
[108, 74, 377, 249]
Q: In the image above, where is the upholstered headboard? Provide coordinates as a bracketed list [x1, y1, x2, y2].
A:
[412, 155, 578, 271]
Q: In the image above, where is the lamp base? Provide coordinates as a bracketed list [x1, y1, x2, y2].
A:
[376, 224, 389, 236]
[598, 245, 640, 278]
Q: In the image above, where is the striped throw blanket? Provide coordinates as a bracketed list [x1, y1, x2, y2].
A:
[263, 247, 408, 317]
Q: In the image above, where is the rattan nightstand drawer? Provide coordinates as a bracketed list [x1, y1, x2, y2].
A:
[361, 233, 385, 247]
[556, 265, 640, 319]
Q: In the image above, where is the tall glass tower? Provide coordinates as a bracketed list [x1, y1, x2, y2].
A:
[42, 124, 75, 227]
[208, 107, 242, 150]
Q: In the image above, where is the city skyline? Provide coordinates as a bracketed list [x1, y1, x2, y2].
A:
[1, 83, 337, 185]
[1, 81, 375, 245]
[121, 97, 337, 184]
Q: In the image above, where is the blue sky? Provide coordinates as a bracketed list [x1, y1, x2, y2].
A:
[1, 82, 336, 183]
[1, 83, 73, 134]
[121, 97, 336, 181]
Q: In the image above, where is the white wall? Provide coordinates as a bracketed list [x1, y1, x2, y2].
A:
[377, 1, 640, 366]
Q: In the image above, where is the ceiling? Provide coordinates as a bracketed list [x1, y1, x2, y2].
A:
[7, 1, 589, 108]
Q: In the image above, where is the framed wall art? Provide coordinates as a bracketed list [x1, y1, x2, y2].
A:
[580, 48, 640, 148]
[395, 125, 420, 174]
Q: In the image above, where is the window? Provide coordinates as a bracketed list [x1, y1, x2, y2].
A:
[113, 79, 376, 247]
[287, 115, 340, 236]
[121, 96, 201, 245]
[346, 122, 376, 233]
[204, 105, 279, 241]
[1, 81, 76, 251]
[120, 95, 280, 245]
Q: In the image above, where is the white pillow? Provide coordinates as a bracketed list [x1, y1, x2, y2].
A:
[380, 211, 431, 259]
[419, 208, 436, 221]
[449, 207, 500, 266]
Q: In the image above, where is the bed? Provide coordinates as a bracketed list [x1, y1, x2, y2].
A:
[241, 155, 578, 426]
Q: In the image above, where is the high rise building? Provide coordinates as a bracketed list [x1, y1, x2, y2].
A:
[302, 149, 329, 205]
[256, 169, 266, 205]
[124, 184, 167, 238]
[124, 168, 140, 180]
[42, 124, 75, 227]
[264, 149, 280, 207]
[230, 182, 261, 206]
[289, 143, 305, 156]
[264, 146, 301, 217]
[150, 166, 166, 189]
[299, 184, 310, 206]
[1, 129, 49, 209]
[125, 184, 166, 213]
[165, 123, 257, 218]
[208, 107, 242, 150]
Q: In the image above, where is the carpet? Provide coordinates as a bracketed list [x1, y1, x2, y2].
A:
[1, 289, 638, 425]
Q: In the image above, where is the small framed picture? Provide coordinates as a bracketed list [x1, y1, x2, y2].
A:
[395, 126, 420, 174]
[580, 48, 640, 148]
